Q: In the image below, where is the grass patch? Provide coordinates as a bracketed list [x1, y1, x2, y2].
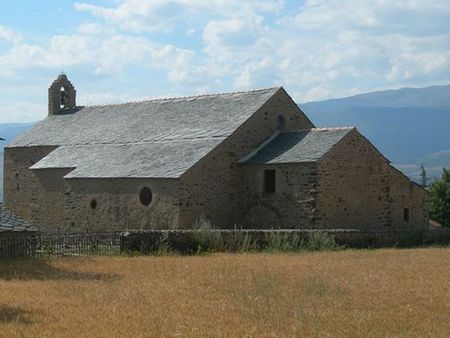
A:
[1, 249, 450, 336]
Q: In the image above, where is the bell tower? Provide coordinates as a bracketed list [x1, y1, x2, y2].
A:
[48, 73, 76, 116]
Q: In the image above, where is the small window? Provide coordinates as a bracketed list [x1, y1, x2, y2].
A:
[60, 87, 67, 109]
[404, 208, 410, 222]
[275, 114, 286, 131]
[139, 187, 153, 206]
[264, 169, 276, 193]
[90, 199, 97, 209]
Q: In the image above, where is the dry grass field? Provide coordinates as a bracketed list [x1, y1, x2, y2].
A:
[1, 248, 449, 337]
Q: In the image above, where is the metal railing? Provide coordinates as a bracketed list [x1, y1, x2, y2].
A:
[0, 232, 122, 258]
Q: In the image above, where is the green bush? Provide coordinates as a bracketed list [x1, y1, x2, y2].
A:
[304, 231, 339, 251]
[192, 215, 223, 253]
[265, 232, 301, 252]
[428, 168, 450, 228]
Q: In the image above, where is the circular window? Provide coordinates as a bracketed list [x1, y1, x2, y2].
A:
[139, 187, 153, 206]
[90, 199, 97, 209]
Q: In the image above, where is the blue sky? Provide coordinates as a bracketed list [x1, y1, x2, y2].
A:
[1, 0, 450, 122]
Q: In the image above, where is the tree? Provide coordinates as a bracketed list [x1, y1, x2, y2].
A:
[420, 163, 428, 187]
[428, 168, 450, 228]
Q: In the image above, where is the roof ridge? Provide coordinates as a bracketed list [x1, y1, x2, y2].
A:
[286, 127, 356, 133]
[311, 127, 355, 131]
[82, 87, 281, 108]
[50, 136, 228, 148]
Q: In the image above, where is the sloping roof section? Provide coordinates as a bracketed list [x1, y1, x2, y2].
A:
[10, 87, 280, 178]
[0, 205, 37, 233]
[242, 127, 354, 164]
[10, 88, 280, 147]
[31, 139, 224, 178]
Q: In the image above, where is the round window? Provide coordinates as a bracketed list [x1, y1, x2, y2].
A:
[139, 187, 153, 206]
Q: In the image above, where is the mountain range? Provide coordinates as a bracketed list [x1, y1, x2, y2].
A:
[0, 84, 449, 201]
[300, 84, 450, 183]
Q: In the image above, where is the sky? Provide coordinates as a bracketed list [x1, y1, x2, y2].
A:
[0, 0, 450, 122]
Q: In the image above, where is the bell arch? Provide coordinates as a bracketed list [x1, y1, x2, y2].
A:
[48, 74, 76, 115]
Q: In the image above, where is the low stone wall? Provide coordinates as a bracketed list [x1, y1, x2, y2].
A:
[120, 228, 450, 254]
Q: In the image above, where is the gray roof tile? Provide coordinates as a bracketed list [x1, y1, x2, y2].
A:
[9, 88, 279, 147]
[31, 138, 225, 178]
[0, 205, 37, 233]
[10, 88, 280, 178]
[243, 128, 354, 164]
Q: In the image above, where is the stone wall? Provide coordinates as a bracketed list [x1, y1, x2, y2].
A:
[239, 163, 317, 228]
[63, 178, 181, 233]
[179, 88, 315, 227]
[315, 129, 428, 229]
[4, 146, 57, 223]
[315, 130, 390, 229]
[5, 147, 181, 233]
[388, 167, 428, 228]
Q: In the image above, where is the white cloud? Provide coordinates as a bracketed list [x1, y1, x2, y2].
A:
[0, 25, 21, 44]
[196, 0, 450, 100]
[77, 22, 104, 35]
[0, 102, 46, 123]
[74, 0, 283, 33]
[388, 51, 450, 81]
[2, 0, 450, 123]
[0, 33, 195, 78]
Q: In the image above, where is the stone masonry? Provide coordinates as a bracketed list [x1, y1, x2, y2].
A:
[3, 75, 428, 232]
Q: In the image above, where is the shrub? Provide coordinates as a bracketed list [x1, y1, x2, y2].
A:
[265, 232, 302, 252]
[303, 231, 339, 251]
[428, 168, 450, 228]
[192, 215, 223, 253]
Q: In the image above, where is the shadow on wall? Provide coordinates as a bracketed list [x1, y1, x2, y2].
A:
[0, 258, 120, 282]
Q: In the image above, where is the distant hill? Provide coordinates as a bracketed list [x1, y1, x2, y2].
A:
[300, 84, 450, 183]
[0, 123, 35, 201]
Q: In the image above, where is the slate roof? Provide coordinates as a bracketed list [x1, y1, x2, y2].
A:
[31, 139, 224, 178]
[10, 87, 280, 178]
[0, 205, 37, 233]
[243, 127, 354, 164]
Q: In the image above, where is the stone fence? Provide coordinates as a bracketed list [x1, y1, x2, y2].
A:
[120, 228, 450, 253]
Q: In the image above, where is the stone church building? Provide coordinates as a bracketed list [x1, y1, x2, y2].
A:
[4, 75, 428, 233]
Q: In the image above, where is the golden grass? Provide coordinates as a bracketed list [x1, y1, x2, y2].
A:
[1, 248, 450, 337]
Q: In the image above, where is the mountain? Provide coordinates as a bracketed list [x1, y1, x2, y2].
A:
[300, 84, 450, 183]
[0, 123, 35, 201]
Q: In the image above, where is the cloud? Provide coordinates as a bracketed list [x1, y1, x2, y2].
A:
[0, 102, 46, 123]
[2, 0, 450, 123]
[0, 33, 195, 77]
[0, 25, 21, 44]
[196, 0, 450, 100]
[74, 0, 283, 33]
[77, 22, 104, 35]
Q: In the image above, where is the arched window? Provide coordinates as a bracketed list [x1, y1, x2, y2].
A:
[60, 87, 67, 109]
[139, 187, 153, 206]
[275, 114, 286, 131]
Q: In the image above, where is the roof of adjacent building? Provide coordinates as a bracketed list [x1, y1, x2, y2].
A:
[0, 205, 37, 233]
[242, 127, 354, 164]
[10, 87, 281, 178]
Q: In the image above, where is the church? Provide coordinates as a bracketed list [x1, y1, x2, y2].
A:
[4, 74, 428, 233]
